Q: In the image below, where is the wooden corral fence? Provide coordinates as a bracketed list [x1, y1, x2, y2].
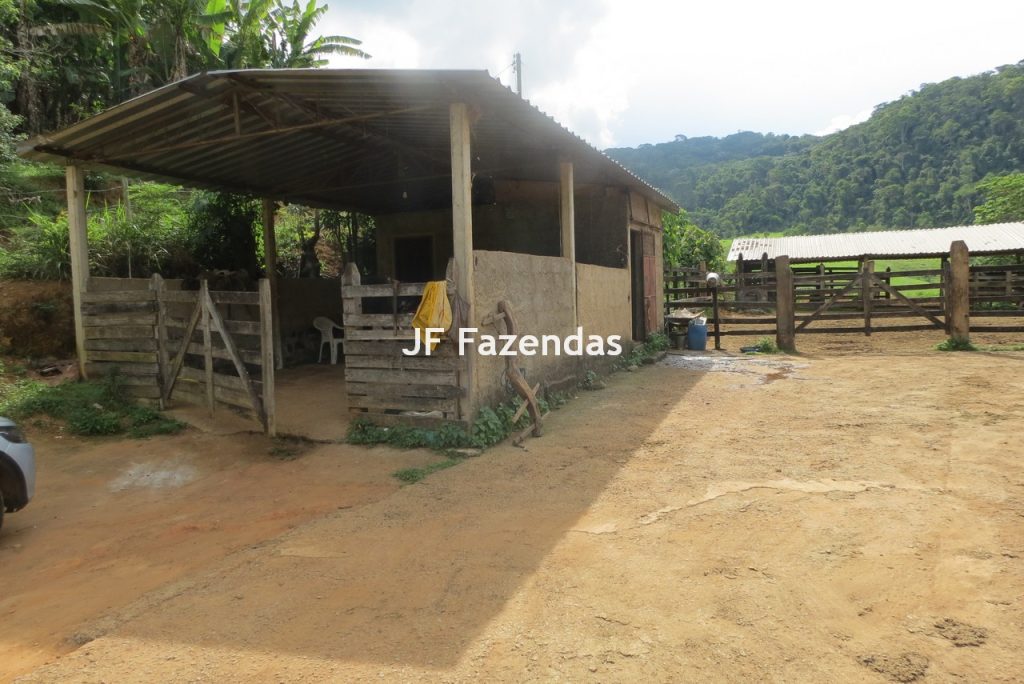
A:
[81, 275, 275, 434]
[664, 266, 779, 344]
[340, 265, 466, 429]
[665, 241, 1024, 349]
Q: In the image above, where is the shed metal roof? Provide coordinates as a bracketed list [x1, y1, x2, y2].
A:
[727, 223, 1024, 262]
[18, 69, 678, 215]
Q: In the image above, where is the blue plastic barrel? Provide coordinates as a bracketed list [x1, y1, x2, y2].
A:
[687, 322, 708, 351]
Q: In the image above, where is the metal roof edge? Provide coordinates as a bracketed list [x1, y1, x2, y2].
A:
[16, 68, 679, 213]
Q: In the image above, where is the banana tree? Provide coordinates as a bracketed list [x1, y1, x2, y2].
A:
[266, 0, 369, 68]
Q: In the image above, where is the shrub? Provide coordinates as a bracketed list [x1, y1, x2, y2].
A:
[0, 183, 192, 281]
[751, 337, 780, 354]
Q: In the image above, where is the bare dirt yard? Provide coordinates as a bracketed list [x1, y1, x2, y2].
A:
[3, 335, 1023, 682]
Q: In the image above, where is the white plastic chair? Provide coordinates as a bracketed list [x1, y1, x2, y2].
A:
[313, 316, 345, 364]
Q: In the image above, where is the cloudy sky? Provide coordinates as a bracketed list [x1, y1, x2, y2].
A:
[321, 0, 1024, 148]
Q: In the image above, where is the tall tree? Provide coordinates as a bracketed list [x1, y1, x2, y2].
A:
[973, 173, 1024, 224]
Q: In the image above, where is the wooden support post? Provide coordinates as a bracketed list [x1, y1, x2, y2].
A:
[775, 255, 796, 352]
[150, 274, 168, 410]
[948, 241, 970, 344]
[450, 102, 475, 419]
[201, 280, 214, 414]
[862, 260, 874, 336]
[711, 286, 721, 351]
[66, 165, 89, 378]
[262, 198, 283, 370]
[559, 160, 577, 325]
[258, 279, 277, 437]
[817, 263, 825, 304]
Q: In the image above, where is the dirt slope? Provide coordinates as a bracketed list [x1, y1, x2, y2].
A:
[8, 350, 1024, 682]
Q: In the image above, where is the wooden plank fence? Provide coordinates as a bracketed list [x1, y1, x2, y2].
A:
[340, 264, 466, 429]
[81, 275, 275, 434]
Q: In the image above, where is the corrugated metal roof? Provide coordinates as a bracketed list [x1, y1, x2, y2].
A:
[17, 68, 678, 214]
[727, 223, 1024, 262]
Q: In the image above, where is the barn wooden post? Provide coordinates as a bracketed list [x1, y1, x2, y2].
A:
[261, 198, 283, 370]
[559, 160, 577, 326]
[450, 102, 476, 419]
[775, 255, 796, 352]
[65, 165, 89, 378]
[948, 241, 971, 344]
[862, 260, 874, 336]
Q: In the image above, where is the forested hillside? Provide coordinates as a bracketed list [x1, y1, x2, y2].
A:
[608, 61, 1024, 237]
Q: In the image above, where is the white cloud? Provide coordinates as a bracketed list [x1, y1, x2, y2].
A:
[320, 0, 1024, 148]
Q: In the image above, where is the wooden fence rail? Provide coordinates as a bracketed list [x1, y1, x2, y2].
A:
[665, 243, 1024, 349]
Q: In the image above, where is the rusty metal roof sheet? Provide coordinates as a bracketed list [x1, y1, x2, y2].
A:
[727, 223, 1024, 262]
[18, 69, 678, 214]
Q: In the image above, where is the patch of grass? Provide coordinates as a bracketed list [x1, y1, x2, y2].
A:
[812, 257, 943, 298]
[936, 338, 977, 352]
[975, 343, 1024, 352]
[0, 370, 184, 438]
[393, 458, 461, 484]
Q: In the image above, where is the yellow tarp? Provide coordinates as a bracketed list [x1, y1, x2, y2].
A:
[411, 281, 452, 351]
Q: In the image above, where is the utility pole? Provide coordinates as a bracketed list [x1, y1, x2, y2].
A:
[514, 52, 522, 96]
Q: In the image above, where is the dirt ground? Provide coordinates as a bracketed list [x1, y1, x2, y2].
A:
[3, 335, 1024, 682]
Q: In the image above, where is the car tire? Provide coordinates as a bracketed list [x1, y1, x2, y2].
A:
[0, 490, 4, 533]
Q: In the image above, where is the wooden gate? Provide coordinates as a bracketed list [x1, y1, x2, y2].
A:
[795, 264, 945, 335]
[80, 276, 276, 434]
[159, 279, 275, 434]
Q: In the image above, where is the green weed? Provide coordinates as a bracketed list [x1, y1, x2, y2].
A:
[393, 458, 461, 484]
[936, 338, 977, 352]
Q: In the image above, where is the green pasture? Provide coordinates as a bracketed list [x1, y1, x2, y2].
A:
[720, 236, 942, 298]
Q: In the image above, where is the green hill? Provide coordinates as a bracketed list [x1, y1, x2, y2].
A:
[607, 61, 1024, 238]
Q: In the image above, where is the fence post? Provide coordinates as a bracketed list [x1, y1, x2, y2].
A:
[711, 285, 721, 350]
[259, 278, 277, 437]
[759, 252, 769, 302]
[775, 255, 796, 352]
[948, 241, 970, 344]
[150, 273, 168, 410]
[200, 279, 214, 415]
[862, 260, 874, 336]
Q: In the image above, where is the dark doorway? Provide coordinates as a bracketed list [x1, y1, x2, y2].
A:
[630, 229, 645, 341]
[393, 236, 434, 282]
